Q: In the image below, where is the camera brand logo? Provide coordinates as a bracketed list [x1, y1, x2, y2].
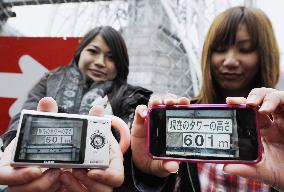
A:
[44, 161, 55, 164]
[90, 131, 106, 149]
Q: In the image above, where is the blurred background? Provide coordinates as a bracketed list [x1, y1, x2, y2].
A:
[0, 0, 283, 135]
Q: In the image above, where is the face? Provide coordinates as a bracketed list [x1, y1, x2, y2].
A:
[78, 34, 117, 81]
[210, 24, 259, 96]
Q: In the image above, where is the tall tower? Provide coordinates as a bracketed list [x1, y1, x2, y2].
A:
[124, 0, 196, 97]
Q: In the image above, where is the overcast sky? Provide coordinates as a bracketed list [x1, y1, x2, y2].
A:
[257, 0, 284, 69]
[4, 0, 284, 70]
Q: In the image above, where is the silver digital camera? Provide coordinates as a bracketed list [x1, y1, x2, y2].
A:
[11, 110, 111, 168]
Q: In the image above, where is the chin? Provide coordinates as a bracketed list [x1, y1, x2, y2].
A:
[88, 76, 105, 81]
[221, 84, 242, 91]
[92, 78, 105, 81]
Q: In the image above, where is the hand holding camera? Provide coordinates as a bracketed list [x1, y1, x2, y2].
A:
[0, 97, 126, 192]
[148, 104, 261, 163]
[131, 94, 262, 179]
[131, 95, 190, 177]
[11, 109, 130, 169]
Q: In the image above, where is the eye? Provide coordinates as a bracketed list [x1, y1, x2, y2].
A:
[237, 41, 256, 53]
[107, 53, 114, 61]
[238, 45, 256, 54]
[87, 48, 97, 54]
[212, 45, 228, 53]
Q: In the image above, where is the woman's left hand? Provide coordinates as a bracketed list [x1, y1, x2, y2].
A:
[224, 88, 284, 191]
[59, 105, 124, 192]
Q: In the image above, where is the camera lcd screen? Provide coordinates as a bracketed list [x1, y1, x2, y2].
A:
[14, 114, 87, 164]
[149, 106, 259, 161]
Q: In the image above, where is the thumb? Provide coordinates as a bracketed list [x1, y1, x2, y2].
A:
[151, 161, 179, 177]
[223, 164, 258, 178]
[226, 97, 246, 104]
[131, 105, 148, 138]
[88, 105, 104, 117]
[0, 140, 42, 185]
[37, 97, 58, 112]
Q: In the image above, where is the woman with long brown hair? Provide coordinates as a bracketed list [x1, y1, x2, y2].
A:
[131, 6, 281, 192]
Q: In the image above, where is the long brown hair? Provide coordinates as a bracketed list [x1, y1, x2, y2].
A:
[196, 6, 279, 104]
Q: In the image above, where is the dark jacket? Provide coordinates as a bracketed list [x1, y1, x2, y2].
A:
[1, 63, 155, 191]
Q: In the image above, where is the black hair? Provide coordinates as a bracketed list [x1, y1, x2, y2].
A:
[73, 26, 129, 84]
[73, 26, 132, 117]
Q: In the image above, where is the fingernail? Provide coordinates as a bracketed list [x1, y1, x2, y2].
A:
[222, 169, 231, 175]
[29, 167, 42, 174]
[222, 166, 233, 176]
[170, 169, 178, 174]
[142, 108, 148, 117]
[221, 165, 228, 175]
[259, 101, 271, 112]
[247, 95, 257, 104]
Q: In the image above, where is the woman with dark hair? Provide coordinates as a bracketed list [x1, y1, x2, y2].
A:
[0, 26, 152, 192]
[130, 6, 281, 192]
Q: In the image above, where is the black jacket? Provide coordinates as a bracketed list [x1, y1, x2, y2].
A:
[1, 63, 153, 191]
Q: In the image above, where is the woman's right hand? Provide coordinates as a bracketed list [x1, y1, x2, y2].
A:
[0, 139, 62, 189]
[131, 94, 190, 177]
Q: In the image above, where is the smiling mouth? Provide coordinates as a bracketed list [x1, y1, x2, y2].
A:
[220, 73, 242, 80]
[89, 69, 106, 76]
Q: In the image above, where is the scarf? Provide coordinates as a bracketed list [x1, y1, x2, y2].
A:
[56, 66, 113, 115]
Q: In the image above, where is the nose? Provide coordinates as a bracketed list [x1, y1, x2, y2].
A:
[223, 49, 239, 67]
[95, 53, 105, 67]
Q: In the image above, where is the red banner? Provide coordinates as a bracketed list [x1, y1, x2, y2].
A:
[0, 37, 80, 135]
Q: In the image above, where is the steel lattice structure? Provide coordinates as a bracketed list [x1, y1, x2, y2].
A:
[0, 0, 256, 97]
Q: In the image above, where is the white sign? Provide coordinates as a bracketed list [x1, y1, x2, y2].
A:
[182, 133, 231, 149]
[44, 136, 72, 144]
[37, 128, 73, 136]
[167, 118, 232, 133]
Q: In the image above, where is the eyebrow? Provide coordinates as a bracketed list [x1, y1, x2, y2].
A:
[89, 44, 100, 49]
[236, 39, 252, 44]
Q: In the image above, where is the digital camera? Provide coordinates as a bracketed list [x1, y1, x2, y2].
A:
[11, 110, 113, 168]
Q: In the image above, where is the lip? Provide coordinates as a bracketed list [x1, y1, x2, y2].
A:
[220, 72, 242, 80]
[89, 69, 106, 76]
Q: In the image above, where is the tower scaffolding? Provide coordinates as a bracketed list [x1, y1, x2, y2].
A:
[0, 0, 256, 97]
